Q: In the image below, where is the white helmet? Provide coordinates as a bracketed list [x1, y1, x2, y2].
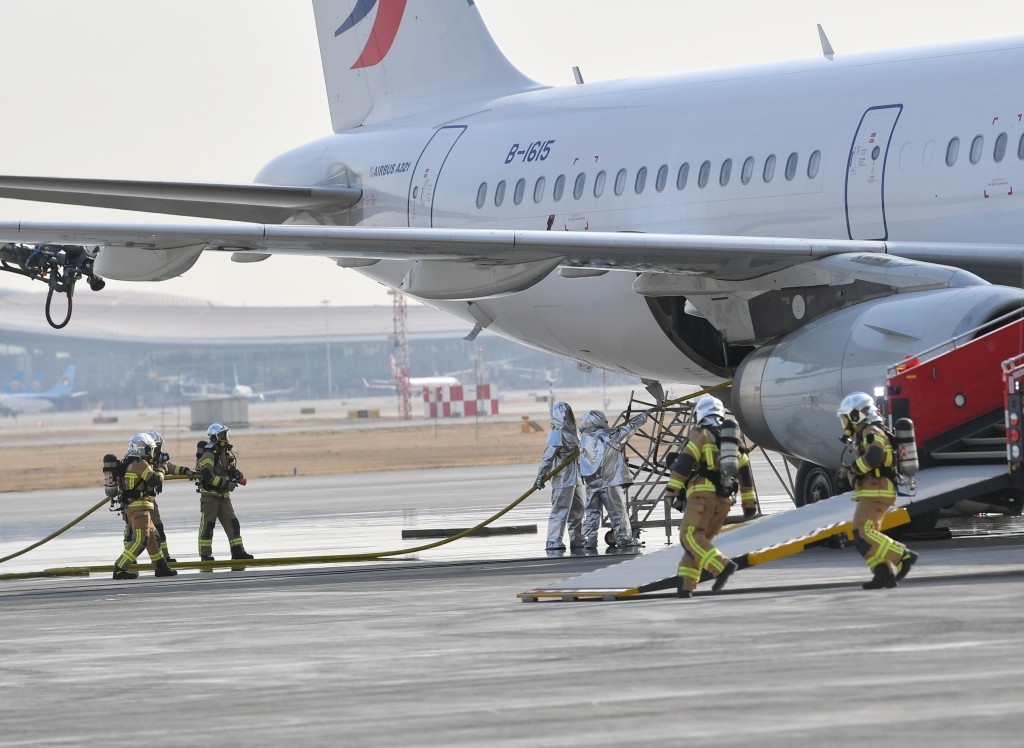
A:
[126, 432, 157, 460]
[694, 395, 726, 427]
[145, 429, 163, 452]
[207, 422, 229, 445]
[837, 392, 882, 429]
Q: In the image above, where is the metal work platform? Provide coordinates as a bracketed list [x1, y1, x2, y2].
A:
[519, 464, 1011, 601]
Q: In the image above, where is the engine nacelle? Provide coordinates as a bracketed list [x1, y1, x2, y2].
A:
[93, 244, 206, 281]
[733, 285, 1024, 468]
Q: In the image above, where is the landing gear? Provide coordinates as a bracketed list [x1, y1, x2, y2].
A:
[794, 461, 838, 507]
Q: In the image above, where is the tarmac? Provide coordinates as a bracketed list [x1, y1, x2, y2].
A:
[2, 462, 1024, 745]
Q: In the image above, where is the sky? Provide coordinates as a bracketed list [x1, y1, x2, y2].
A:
[2, 0, 1024, 306]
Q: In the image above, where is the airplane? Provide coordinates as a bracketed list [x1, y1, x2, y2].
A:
[2, 1, 1024, 505]
[0, 366, 83, 417]
[363, 356, 460, 391]
[180, 365, 297, 402]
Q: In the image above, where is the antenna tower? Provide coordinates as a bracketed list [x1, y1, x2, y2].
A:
[390, 289, 412, 420]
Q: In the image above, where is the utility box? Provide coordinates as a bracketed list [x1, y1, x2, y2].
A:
[190, 396, 249, 430]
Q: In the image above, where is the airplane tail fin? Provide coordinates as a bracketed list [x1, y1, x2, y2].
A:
[49, 365, 75, 396]
[389, 354, 399, 380]
[4, 371, 24, 394]
[311, 0, 545, 131]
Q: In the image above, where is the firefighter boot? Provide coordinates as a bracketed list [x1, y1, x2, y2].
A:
[676, 578, 692, 599]
[112, 565, 138, 580]
[231, 546, 255, 561]
[863, 564, 898, 590]
[711, 560, 739, 593]
[200, 555, 215, 573]
[895, 550, 919, 582]
[154, 558, 178, 577]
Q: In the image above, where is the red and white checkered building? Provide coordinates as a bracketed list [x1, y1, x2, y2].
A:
[423, 384, 499, 419]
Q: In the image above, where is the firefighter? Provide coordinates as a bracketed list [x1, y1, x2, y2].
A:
[113, 433, 177, 579]
[664, 395, 755, 598]
[142, 429, 192, 563]
[579, 409, 648, 550]
[197, 423, 254, 563]
[535, 402, 586, 552]
[837, 392, 919, 589]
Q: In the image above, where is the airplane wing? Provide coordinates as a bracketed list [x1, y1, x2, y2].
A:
[0, 219, 1016, 297]
[0, 177, 361, 224]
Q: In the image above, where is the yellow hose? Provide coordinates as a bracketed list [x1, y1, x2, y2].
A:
[0, 383, 729, 580]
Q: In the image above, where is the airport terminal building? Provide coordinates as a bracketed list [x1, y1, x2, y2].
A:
[0, 290, 624, 410]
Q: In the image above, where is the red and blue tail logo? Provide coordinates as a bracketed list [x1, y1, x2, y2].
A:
[335, 0, 408, 69]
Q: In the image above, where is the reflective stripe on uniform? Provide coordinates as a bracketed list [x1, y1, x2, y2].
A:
[676, 564, 701, 581]
[683, 525, 727, 573]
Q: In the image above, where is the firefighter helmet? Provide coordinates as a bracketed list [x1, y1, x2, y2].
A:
[126, 432, 156, 460]
[837, 392, 882, 429]
[207, 422, 230, 445]
[694, 395, 726, 427]
[145, 429, 163, 452]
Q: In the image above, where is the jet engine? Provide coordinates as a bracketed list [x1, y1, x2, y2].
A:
[733, 285, 1024, 469]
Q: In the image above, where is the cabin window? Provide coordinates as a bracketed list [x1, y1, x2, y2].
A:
[994, 133, 1008, 163]
[614, 169, 627, 195]
[741, 157, 754, 184]
[946, 137, 959, 166]
[970, 135, 984, 165]
[807, 150, 821, 179]
[1018, 133, 1024, 160]
[698, 160, 711, 188]
[655, 164, 669, 192]
[635, 166, 648, 194]
[573, 172, 586, 199]
[785, 152, 799, 181]
[763, 154, 776, 182]
[593, 170, 606, 198]
[476, 182, 487, 209]
[533, 176, 546, 203]
[553, 174, 566, 201]
[719, 159, 733, 187]
[494, 180, 506, 207]
[676, 163, 690, 190]
[513, 178, 526, 205]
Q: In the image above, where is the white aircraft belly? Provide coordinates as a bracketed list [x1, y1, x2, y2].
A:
[356, 261, 721, 384]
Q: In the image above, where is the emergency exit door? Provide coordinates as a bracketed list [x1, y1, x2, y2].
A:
[407, 125, 467, 227]
[845, 105, 903, 240]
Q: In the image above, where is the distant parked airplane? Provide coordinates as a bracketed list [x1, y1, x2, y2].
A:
[180, 364, 297, 402]
[363, 356, 460, 391]
[0, 365, 84, 417]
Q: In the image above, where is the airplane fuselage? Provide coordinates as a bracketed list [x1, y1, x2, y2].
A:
[258, 35, 1024, 384]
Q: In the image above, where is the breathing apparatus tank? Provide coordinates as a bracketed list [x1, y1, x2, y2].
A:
[893, 418, 919, 478]
[102, 453, 120, 499]
[719, 419, 741, 479]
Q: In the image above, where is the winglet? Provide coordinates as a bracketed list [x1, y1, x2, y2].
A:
[817, 24, 835, 61]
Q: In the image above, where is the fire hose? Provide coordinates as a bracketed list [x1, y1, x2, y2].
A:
[0, 383, 730, 580]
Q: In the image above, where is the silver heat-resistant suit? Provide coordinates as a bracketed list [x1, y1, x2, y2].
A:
[535, 402, 586, 550]
[580, 410, 648, 548]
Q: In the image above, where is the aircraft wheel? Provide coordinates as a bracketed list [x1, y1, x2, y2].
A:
[794, 461, 837, 507]
[604, 530, 617, 547]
